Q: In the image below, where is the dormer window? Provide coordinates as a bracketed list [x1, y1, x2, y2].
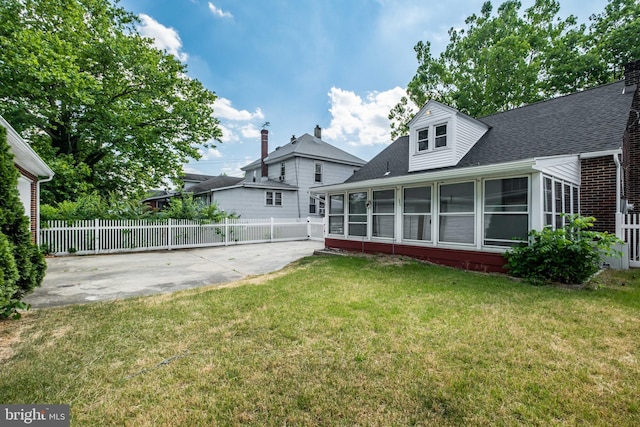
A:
[414, 122, 449, 154]
[417, 128, 429, 152]
[435, 124, 447, 148]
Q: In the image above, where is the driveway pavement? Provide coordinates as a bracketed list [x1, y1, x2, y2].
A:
[25, 241, 324, 308]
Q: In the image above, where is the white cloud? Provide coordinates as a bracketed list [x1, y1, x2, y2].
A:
[198, 147, 223, 160]
[323, 86, 407, 147]
[138, 14, 188, 62]
[214, 98, 264, 121]
[208, 2, 233, 18]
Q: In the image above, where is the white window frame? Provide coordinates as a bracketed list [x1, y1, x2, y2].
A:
[328, 194, 345, 235]
[414, 121, 450, 154]
[265, 191, 282, 207]
[372, 189, 395, 239]
[314, 163, 323, 183]
[348, 191, 368, 237]
[543, 175, 579, 229]
[437, 181, 475, 245]
[482, 177, 530, 247]
[402, 185, 432, 242]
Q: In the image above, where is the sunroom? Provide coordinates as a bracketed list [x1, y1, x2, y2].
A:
[315, 157, 580, 273]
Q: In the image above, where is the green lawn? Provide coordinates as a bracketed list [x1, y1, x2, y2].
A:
[1, 254, 639, 426]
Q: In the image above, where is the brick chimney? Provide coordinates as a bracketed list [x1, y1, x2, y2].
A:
[261, 129, 268, 178]
[314, 125, 321, 139]
[623, 60, 640, 210]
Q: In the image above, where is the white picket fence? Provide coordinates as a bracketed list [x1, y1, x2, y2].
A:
[41, 217, 325, 256]
[617, 213, 640, 267]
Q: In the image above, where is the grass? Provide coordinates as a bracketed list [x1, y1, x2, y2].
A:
[1, 254, 639, 426]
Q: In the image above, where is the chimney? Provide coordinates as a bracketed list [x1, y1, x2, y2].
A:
[624, 60, 640, 86]
[261, 129, 268, 178]
[314, 125, 321, 139]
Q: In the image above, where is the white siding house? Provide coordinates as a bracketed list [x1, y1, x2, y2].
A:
[190, 126, 365, 219]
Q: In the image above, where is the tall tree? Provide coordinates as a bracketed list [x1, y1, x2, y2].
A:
[389, 0, 637, 140]
[0, 0, 222, 203]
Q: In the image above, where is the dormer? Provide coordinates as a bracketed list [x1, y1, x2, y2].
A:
[408, 100, 489, 172]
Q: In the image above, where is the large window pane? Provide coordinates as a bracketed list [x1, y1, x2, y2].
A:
[440, 182, 474, 212]
[485, 177, 528, 212]
[403, 215, 431, 240]
[329, 195, 344, 214]
[439, 215, 474, 243]
[484, 214, 528, 242]
[404, 187, 431, 213]
[329, 216, 344, 235]
[373, 190, 394, 213]
[373, 216, 394, 238]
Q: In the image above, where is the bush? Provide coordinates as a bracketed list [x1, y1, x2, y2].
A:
[0, 126, 47, 319]
[504, 215, 622, 285]
[0, 232, 19, 314]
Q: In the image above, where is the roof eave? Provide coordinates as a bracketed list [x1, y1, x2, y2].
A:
[311, 159, 538, 192]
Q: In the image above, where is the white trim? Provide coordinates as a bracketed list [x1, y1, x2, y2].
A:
[579, 148, 622, 159]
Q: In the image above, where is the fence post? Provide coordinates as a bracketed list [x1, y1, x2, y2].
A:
[306, 217, 311, 239]
[270, 217, 274, 242]
[224, 217, 229, 246]
[168, 218, 173, 250]
[94, 218, 100, 254]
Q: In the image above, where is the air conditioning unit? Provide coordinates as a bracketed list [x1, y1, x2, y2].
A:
[318, 207, 325, 216]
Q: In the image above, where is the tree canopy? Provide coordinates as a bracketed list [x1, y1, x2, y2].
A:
[0, 0, 223, 203]
[389, 0, 640, 140]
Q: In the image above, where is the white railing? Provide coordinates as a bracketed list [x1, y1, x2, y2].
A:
[617, 213, 640, 267]
[41, 217, 325, 256]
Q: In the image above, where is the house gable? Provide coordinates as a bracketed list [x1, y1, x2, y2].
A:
[408, 100, 489, 172]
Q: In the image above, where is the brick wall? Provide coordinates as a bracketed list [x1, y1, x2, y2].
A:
[580, 156, 617, 233]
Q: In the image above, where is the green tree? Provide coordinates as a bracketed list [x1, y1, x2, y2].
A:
[0, 126, 46, 319]
[390, 0, 638, 139]
[0, 0, 222, 204]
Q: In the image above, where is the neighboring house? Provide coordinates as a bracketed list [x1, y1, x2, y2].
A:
[191, 126, 366, 218]
[1, 115, 54, 244]
[313, 61, 640, 273]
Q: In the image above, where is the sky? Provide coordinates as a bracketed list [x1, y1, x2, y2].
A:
[118, 0, 610, 178]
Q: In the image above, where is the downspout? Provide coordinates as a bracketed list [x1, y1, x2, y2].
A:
[613, 153, 621, 214]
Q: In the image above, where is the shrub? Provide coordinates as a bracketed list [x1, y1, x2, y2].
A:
[504, 215, 621, 285]
[0, 126, 47, 319]
[0, 232, 19, 315]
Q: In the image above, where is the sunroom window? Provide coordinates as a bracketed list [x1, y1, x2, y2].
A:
[328, 194, 344, 235]
[348, 192, 367, 237]
[372, 189, 395, 238]
[439, 182, 474, 244]
[403, 186, 431, 241]
[484, 177, 529, 247]
[544, 176, 579, 229]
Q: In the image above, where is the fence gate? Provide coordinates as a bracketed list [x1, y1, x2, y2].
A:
[618, 213, 640, 267]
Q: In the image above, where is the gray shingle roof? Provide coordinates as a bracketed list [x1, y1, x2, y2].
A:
[242, 133, 366, 171]
[347, 80, 634, 183]
[188, 176, 244, 193]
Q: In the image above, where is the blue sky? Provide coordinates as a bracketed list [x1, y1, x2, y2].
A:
[119, 0, 609, 178]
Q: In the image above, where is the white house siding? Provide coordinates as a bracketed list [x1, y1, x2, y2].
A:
[211, 187, 299, 218]
[535, 155, 580, 184]
[408, 103, 488, 172]
[296, 157, 359, 217]
[17, 175, 32, 220]
[454, 117, 490, 163]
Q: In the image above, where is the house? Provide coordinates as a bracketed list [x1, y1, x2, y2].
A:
[1, 115, 54, 244]
[191, 126, 366, 218]
[143, 173, 220, 210]
[313, 61, 640, 273]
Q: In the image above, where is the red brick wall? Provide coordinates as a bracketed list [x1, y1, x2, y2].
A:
[580, 156, 617, 233]
[14, 164, 38, 243]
